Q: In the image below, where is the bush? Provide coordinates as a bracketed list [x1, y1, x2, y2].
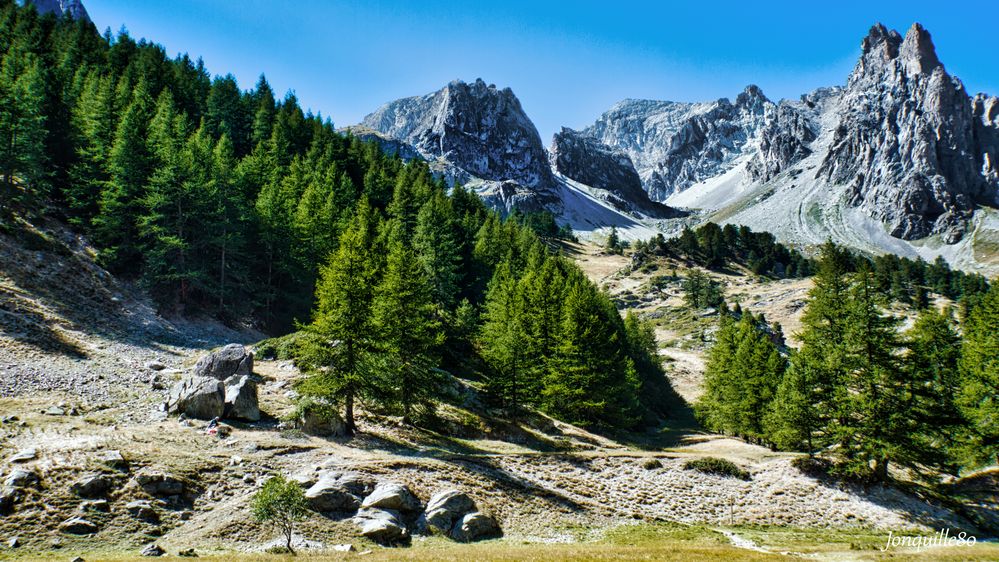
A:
[682, 457, 750, 480]
[254, 332, 305, 361]
[642, 458, 663, 470]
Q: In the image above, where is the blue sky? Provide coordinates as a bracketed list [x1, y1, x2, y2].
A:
[84, 1, 999, 142]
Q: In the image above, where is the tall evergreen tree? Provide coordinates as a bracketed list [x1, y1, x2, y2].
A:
[296, 199, 380, 433]
[371, 225, 444, 423]
[479, 260, 530, 410]
[957, 284, 999, 466]
[0, 52, 47, 209]
[94, 78, 153, 273]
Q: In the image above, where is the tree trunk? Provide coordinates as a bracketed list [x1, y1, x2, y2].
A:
[219, 233, 227, 312]
[344, 387, 356, 435]
[285, 523, 295, 555]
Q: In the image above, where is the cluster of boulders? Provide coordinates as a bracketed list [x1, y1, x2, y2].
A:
[300, 471, 500, 544]
[167, 344, 259, 421]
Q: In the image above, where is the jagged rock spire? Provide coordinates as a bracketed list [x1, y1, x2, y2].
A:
[900, 23, 941, 75]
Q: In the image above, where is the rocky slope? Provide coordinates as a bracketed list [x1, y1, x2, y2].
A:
[358, 78, 560, 213]
[583, 86, 795, 201]
[549, 127, 679, 218]
[23, 0, 90, 22]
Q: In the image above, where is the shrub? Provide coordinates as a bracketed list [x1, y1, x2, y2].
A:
[254, 332, 305, 361]
[642, 458, 663, 470]
[682, 457, 750, 480]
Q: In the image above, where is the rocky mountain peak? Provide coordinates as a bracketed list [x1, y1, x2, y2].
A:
[24, 0, 90, 22]
[821, 23, 995, 242]
[852, 24, 902, 83]
[360, 78, 558, 212]
[900, 23, 941, 75]
[735, 84, 768, 114]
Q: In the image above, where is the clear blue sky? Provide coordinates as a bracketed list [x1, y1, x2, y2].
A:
[84, 1, 999, 142]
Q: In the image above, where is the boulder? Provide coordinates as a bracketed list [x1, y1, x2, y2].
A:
[451, 511, 501, 542]
[70, 474, 113, 498]
[8, 448, 36, 463]
[4, 469, 37, 488]
[352, 508, 409, 544]
[146, 361, 166, 371]
[7, 536, 18, 548]
[424, 489, 476, 534]
[168, 376, 224, 420]
[126, 500, 160, 522]
[59, 517, 98, 535]
[223, 375, 260, 421]
[361, 482, 420, 513]
[134, 470, 185, 497]
[299, 403, 346, 437]
[193, 344, 253, 380]
[98, 450, 128, 471]
[141, 543, 166, 557]
[305, 473, 365, 512]
[79, 499, 110, 513]
[0, 487, 17, 513]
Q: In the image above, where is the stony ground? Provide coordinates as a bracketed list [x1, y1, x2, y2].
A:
[0, 227, 995, 561]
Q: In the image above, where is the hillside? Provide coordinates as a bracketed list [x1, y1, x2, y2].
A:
[2, 221, 998, 560]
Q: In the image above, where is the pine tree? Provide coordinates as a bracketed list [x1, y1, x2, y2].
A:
[479, 260, 530, 410]
[296, 199, 380, 433]
[412, 192, 462, 310]
[371, 225, 444, 423]
[65, 70, 114, 225]
[903, 307, 963, 477]
[766, 242, 853, 453]
[957, 284, 999, 467]
[94, 78, 153, 274]
[138, 90, 195, 308]
[834, 264, 904, 480]
[765, 352, 821, 452]
[0, 52, 47, 210]
[544, 280, 641, 428]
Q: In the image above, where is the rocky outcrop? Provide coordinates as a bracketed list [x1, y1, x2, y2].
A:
[361, 482, 420, 513]
[360, 78, 560, 212]
[418, 489, 500, 541]
[223, 375, 259, 421]
[169, 345, 260, 421]
[353, 508, 409, 544]
[549, 127, 681, 217]
[817, 23, 998, 241]
[746, 101, 817, 183]
[59, 517, 98, 535]
[133, 470, 185, 497]
[305, 472, 372, 512]
[25, 0, 90, 22]
[70, 474, 112, 498]
[342, 126, 422, 160]
[451, 511, 501, 542]
[168, 376, 224, 420]
[193, 344, 253, 380]
[422, 489, 476, 535]
[584, 86, 774, 200]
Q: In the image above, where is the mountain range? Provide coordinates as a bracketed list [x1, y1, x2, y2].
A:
[352, 23, 999, 275]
